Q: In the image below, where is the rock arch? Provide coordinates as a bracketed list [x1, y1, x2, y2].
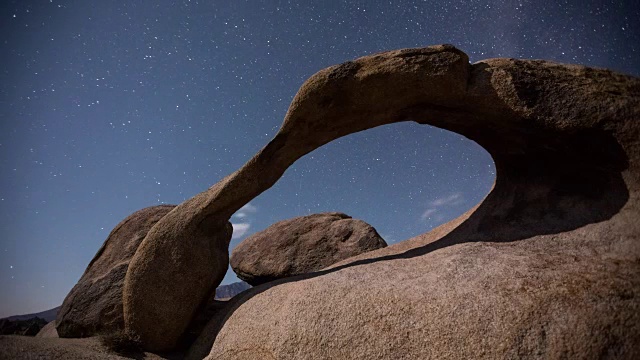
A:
[123, 44, 640, 353]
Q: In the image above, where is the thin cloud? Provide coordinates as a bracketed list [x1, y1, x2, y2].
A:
[231, 223, 251, 239]
[232, 203, 257, 239]
[233, 203, 258, 219]
[421, 209, 437, 219]
[421, 192, 463, 221]
[430, 193, 462, 207]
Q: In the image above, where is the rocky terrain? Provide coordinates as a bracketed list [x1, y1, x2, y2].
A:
[1, 45, 638, 359]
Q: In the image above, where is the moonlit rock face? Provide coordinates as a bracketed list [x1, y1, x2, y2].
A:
[231, 212, 387, 286]
[56, 205, 175, 339]
[180, 45, 638, 359]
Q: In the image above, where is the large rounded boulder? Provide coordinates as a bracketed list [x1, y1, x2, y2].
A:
[56, 205, 175, 338]
[231, 212, 387, 285]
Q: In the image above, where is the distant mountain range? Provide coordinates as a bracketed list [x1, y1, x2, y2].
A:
[0, 306, 59, 336]
[1, 281, 251, 324]
[214, 281, 251, 299]
[3, 306, 60, 323]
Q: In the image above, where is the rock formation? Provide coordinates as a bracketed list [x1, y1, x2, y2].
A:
[56, 205, 175, 338]
[35, 321, 58, 338]
[113, 44, 640, 357]
[169, 45, 638, 359]
[231, 212, 387, 285]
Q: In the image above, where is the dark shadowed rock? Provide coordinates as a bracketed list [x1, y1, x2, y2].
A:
[179, 295, 230, 351]
[231, 212, 387, 285]
[0, 317, 47, 337]
[56, 205, 175, 338]
[170, 45, 639, 359]
[21, 321, 44, 336]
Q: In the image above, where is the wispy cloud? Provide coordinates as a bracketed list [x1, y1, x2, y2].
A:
[421, 192, 463, 221]
[420, 209, 438, 219]
[231, 223, 251, 239]
[233, 203, 258, 219]
[231, 203, 258, 239]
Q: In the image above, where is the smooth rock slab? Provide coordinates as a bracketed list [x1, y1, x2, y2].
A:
[231, 212, 387, 285]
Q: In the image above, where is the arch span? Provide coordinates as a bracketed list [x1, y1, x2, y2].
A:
[124, 44, 640, 351]
[188, 44, 634, 243]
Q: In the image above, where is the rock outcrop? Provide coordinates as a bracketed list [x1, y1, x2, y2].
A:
[170, 45, 639, 359]
[231, 212, 387, 285]
[56, 205, 175, 338]
[35, 321, 58, 338]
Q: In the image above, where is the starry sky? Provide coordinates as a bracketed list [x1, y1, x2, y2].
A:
[1, 0, 638, 318]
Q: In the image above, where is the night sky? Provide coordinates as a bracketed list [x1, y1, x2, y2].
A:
[1, 0, 638, 318]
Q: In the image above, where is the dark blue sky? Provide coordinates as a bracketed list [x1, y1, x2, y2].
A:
[1, 0, 638, 317]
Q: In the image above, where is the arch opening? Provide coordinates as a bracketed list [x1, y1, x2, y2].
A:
[226, 121, 496, 253]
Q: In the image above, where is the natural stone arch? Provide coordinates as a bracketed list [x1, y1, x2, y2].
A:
[123, 44, 640, 352]
[260, 120, 496, 239]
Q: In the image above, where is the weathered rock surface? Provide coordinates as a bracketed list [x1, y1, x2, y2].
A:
[176, 45, 639, 359]
[231, 212, 387, 285]
[57, 205, 175, 338]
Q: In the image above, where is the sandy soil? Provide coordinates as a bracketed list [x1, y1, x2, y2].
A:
[0, 335, 183, 360]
